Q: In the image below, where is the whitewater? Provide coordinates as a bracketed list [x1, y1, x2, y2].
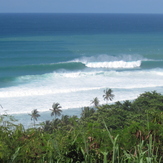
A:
[0, 55, 163, 114]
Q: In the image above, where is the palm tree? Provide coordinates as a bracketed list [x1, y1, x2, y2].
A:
[41, 120, 52, 132]
[61, 115, 69, 125]
[103, 88, 114, 103]
[91, 97, 100, 108]
[29, 109, 40, 126]
[81, 107, 95, 119]
[50, 102, 62, 119]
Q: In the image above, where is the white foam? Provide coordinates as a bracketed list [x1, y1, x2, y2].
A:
[73, 54, 144, 63]
[1, 68, 163, 114]
[0, 87, 103, 98]
[85, 60, 141, 68]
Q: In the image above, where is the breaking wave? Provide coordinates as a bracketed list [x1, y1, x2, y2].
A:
[85, 60, 141, 68]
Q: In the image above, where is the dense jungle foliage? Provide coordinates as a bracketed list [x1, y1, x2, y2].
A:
[1, 90, 163, 162]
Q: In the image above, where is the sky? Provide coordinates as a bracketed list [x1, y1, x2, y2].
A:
[0, 0, 163, 14]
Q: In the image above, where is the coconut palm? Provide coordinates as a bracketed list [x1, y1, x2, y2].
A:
[41, 120, 52, 132]
[81, 107, 95, 119]
[61, 115, 69, 125]
[91, 97, 100, 108]
[103, 88, 114, 103]
[50, 102, 62, 119]
[29, 109, 40, 126]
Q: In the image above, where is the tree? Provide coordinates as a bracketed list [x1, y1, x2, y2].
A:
[81, 107, 95, 120]
[29, 109, 40, 126]
[50, 102, 62, 119]
[103, 88, 114, 103]
[122, 100, 132, 111]
[91, 97, 100, 108]
[61, 115, 69, 125]
[41, 120, 52, 132]
[132, 91, 163, 113]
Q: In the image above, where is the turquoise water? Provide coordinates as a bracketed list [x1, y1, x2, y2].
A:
[0, 14, 163, 127]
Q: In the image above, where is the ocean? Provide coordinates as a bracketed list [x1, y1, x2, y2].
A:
[0, 13, 163, 127]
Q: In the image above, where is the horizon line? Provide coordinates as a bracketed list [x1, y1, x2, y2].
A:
[0, 12, 163, 15]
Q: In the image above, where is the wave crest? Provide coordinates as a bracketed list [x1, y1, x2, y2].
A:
[85, 60, 141, 68]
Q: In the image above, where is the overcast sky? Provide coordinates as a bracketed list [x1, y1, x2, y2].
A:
[0, 0, 163, 14]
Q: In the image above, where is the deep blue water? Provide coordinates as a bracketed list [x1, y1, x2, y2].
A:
[0, 13, 163, 127]
[1, 13, 163, 37]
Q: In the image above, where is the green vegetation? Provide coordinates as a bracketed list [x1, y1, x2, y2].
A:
[0, 90, 163, 162]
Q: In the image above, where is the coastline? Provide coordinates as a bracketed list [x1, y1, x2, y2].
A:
[12, 107, 82, 128]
